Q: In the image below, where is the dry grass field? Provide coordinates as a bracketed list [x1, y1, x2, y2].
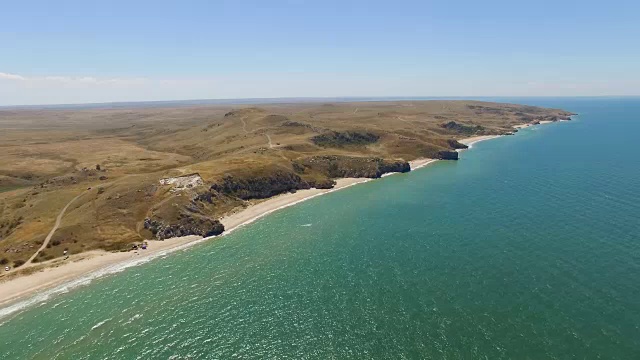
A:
[0, 100, 572, 272]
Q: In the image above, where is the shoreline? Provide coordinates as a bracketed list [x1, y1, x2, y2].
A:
[458, 135, 503, 148]
[0, 178, 380, 314]
[0, 121, 562, 315]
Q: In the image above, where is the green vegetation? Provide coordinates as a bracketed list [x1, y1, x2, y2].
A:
[211, 171, 310, 200]
[311, 131, 380, 147]
[12, 259, 25, 268]
[440, 121, 485, 135]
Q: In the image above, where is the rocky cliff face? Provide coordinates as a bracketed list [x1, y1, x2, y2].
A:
[437, 150, 460, 160]
[144, 216, 224, 240]
[297, 155, 410, 178]
[557, 114, 574, 120]
[377, 160, 412, 175]
[518, 112, 574, 124]
[210, 171, 311, 200]
[149, 154, 420, 241]
[447, 139, 469, 150]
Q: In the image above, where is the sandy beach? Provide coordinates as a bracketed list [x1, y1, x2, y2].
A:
[513, 120, 555, 129]
[459, 135, 502, 147]
[408, 158, 439, 170]
[0, 177, 380, 309]
[0, 237, 200, 309]
[0, 124, 557, 310]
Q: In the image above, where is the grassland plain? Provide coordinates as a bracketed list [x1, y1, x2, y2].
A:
[0, 100, 572, 279]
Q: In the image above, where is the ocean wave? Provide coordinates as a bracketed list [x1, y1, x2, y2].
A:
[90, 317, 112, 330]
[0, 231, 229, 322]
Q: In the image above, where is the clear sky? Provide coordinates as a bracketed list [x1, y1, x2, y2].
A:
[1, 0, 639, 105]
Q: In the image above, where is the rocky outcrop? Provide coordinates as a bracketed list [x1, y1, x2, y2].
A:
[378, 161, 411, 174]
[441, 121, 485, 135]
[535, 113, 574, 122]
[447, 139, 469, 150]
[152, 150, 446, 242]
[193, 190, 215, 204]
[280, 120, 325, 133]
[210, 171, 311, 200]
[144, 215, 224, 240]
[297, 155, 410, 178]
[307, 178, 336, 189]
[311, 131, 380, 147]
[557, 114, 574, 121]
[203, 155, 411, 206]
[281, 120, 311, 128]
[437, 150, 459, 160]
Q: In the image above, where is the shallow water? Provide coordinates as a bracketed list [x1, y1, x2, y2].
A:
[1, 98, 639, 359]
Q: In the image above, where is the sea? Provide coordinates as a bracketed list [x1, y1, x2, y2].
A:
[1, 97, 639, 359]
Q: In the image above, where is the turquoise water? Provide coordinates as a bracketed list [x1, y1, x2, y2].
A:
[1, 98, 639, 359]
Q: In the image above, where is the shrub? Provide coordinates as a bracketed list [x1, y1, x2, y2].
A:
[440, 121, 484, 135]
[311, 131, 379, 147]
[13, 259, 25, 267]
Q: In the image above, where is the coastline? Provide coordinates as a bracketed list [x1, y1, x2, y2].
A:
[458, 135, 502, 148]
[0, 178, 377, 312]
[0, 121, 559, 314]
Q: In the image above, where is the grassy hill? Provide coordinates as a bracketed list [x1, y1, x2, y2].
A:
[0, 100, 573, 269]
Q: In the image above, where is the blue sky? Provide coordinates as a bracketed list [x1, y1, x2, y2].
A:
[1, 0, 639, 105]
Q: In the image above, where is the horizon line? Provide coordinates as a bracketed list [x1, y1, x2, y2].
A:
[2, 95, 639, 110]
